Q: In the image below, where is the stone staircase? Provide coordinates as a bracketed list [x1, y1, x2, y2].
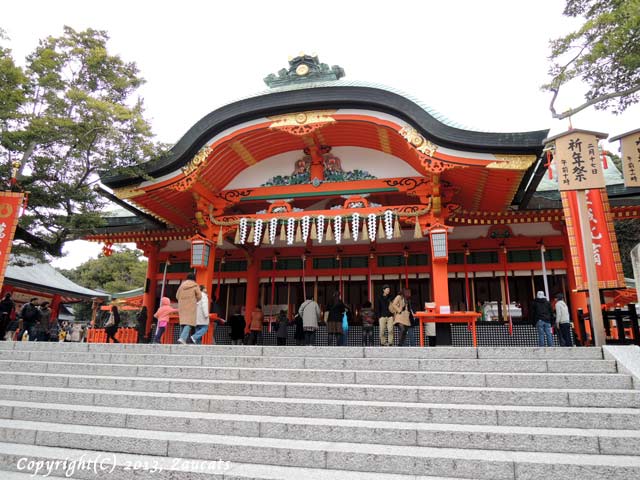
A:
[0, 342, 638, 479]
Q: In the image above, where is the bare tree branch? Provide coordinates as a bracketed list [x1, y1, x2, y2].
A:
[550, 84, 640, 119]
[13, 225, 64, 257]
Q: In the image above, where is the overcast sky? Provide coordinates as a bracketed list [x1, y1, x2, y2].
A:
[4, 0, 639, 269]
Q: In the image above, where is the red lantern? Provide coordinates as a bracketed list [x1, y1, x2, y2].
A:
[102, 242, 113, 257]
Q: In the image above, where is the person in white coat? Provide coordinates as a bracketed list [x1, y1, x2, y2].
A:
[191, 285, 210, 344]
[298, 295, 321, 346]
[555, 292, 572, 347]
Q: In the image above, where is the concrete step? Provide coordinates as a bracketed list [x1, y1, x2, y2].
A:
[0, 342, 607, 360]
[0, 470, 69, 480]
[0, 344, 637, 479]
[1, 419, 640, 479]
[1, 384, 639, 429]
[0, 349, 618, 373]
[2, 400, 639, 455]
[0, 442, 457, 480]
[1, 372, 638, 408]
[0, 361, 630, 389]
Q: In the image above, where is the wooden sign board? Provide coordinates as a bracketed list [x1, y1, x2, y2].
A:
[611, 128, 640, 188]
[549, 131, 607, 191]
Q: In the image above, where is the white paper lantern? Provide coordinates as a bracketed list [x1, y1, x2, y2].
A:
[239, 218, 248, 244]
[383, 210, 394, 240]
[287, 218, 296, 245]
[334, 215, 342, 244]
[269, 218, 278, 244]
[253, 219, 263, 246]
[301, 215, 311, 242]
[352, 212, 360, 242]
[367, 213, 377, 241]
[317, 215, 325, 243]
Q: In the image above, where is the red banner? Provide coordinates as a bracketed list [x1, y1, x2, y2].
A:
[0, 192, 25, 291]
[0, 192, 24, 289]
[561, 188, 625, 290]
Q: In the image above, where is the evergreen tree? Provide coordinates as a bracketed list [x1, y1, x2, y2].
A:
[543, 0, 640, 119]
[0, 27, 163, 258]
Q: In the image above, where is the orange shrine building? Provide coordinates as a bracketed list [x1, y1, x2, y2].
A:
[88, 55, 639, 345]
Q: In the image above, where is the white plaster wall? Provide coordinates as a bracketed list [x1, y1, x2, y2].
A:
[160, 240, 190, 253]
[450, 223, 559, 240]
[510, 223, 560, 237]
[449, 226, 490, 240]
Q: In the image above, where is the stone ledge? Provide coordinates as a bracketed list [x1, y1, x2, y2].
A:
[603, 345, 640, 390]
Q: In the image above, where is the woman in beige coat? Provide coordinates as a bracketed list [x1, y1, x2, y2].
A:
[176, 272, 202, 344]
[390, 288, 412, 346]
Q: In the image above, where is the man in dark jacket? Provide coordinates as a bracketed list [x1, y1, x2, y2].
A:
[376, 285, 393, 346]
[20, 298, 41, 341]
[530, 291, 554, 347]
[228, 308, 245, 345]
[0, 293, 15, 341]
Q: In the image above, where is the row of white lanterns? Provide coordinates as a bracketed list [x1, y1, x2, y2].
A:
[234, 211, 408, 246]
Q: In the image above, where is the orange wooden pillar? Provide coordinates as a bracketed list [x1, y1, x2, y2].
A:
[428, 225, 450, 309]
[49, 295, 62, 325]
[245, 256, 260, 333]
[431, 261, 450, 308]
[563, 231, 588, 342]
[195, 232, 216, 344]
[140, 242, 160, 339]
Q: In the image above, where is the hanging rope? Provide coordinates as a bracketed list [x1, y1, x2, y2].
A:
[338, 255, 343, 299]
[403, 250, 409, 289]
[215, 254, 223, 300]
[502, 245, 513, 336]
[270, 256, 277, 334]
[302, 255, 307, 301]
[208, 204, 432, 227]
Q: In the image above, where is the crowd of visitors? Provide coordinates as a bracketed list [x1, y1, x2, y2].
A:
[0, 275, 578, 348]
[0, 292, 84, 342]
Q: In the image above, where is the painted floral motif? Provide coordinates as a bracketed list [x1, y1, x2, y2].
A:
[262, 154, 375, 186]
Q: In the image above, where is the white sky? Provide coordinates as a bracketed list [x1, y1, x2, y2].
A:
[3, 0, 639, 270]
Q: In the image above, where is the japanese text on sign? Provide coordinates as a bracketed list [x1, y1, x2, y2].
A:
[620, 133, 640, 188]
[586, 190, 602, 266]
[554, 132, 605, 191]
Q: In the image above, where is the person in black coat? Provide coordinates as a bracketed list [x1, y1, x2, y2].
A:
[326, 291, 347, 347]
[530, 291, 554, 347]
[136, 306, 148, 343]
[105, 305, 121, 343]
[19, 298, 41, 341]
[228, 307, 245, 345]
[275, 310, 289, 346]
[294, 310, 304, 346]
[0, 293, 15, 341]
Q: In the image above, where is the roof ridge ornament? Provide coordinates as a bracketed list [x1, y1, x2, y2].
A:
[264, 54, 345, 88]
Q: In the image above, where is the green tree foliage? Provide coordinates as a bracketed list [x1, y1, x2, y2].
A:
[614, 218, 640, 279]
[0, 29, 26, 129]
[0, 27, 163, 257]
[60, 246, 148, 294]
[543, 0, 640, 119]
[59, 246, 147, 324]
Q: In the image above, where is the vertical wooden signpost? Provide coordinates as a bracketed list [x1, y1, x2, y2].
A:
[610, 128, 640, 188]
[545, 130, 610, 346]
[611, 129, 640, 313]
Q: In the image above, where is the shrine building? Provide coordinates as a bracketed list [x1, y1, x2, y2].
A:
[88, 55, 638, 343]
